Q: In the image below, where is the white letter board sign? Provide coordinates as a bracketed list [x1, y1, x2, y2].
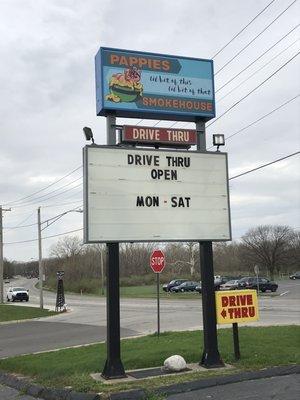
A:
[83, 146, 231, 242]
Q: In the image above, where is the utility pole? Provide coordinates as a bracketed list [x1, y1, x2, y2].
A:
[37, 206, 43, 309]
[0, 205, 11, 303]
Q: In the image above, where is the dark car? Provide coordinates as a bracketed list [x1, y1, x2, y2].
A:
[170, 281, 199, 293]
[237, 277, 278, 292]
[162, 279, 188, 292]
[289, 271, 300, 280]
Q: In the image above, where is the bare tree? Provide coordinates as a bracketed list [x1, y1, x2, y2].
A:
[166, 242, 199, 277]
[49, 236, 83, 259]
[241, 225, 295, 279]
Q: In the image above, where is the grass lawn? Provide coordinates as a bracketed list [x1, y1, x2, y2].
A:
[44, 282, 202, 300]
[0, 325, 298, 397]
[0, 304, 57, 322]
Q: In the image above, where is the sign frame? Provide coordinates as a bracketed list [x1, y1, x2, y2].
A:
[95, 47, 216, 122]
[83, 145, 232, 244]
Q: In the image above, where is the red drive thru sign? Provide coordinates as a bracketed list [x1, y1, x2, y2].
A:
[122, 125, 197, 148]
[150, 249, 165, 273]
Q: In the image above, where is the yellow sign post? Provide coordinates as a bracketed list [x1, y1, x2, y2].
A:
[215, 290, 259, 360]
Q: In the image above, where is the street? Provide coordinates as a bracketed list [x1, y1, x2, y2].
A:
[166, 374, 300, 400]
[1, 277, 299, 359]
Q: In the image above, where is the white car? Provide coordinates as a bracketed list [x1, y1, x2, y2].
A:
[219, 280, 240, 291]
[7, 287, 29, 302]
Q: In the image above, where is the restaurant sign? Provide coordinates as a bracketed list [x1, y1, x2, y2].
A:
[121, 125, 197, 148]
[95, 47, 215, 122]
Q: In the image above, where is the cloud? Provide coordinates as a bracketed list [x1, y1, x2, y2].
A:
[0, 0, 299, 261]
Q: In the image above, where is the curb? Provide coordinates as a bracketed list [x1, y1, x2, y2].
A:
[0, 365, 299, 400]
[0, 371, 101, 400]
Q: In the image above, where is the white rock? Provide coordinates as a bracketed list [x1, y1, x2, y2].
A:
[163, 355, 187, 372]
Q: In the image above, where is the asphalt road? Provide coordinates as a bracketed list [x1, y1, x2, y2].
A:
[1, 277, 299, 359]
[166, 374, 300, 400]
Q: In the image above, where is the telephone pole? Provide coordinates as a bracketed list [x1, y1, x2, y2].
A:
[0, 205, 11, 303]
[37, 206, 43, 309]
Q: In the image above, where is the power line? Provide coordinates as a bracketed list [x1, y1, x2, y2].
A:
[3, 228, 83, 245]
[216, 24, 300, 93]
[207, 51, 300, 128]
[3, 165, 82, 207]
[140, 25, 299, 133]
[11, 180, 83, 208]
[207, 94, 300, 149]
[3, 205, 83, 230]
[226, 94, 299, 141]
[214, 0, 298, 76]
[211, 0, 277, 58]
[217, 40, 300, 103]
[42, 200, 83, 209]
[229, 151, 300, 180]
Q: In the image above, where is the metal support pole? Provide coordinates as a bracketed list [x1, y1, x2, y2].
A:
[156, 273, 160, 337]
[200, 241, 224, 367]
[101, 242, 126, 379]
[100, 248, 104, 296]
[37, 207, 44, 309]
[0, 206, 11, 304]
[232, 323, 240, 360]
[102, 113, 126, 379]
[196, 119, 223, 368]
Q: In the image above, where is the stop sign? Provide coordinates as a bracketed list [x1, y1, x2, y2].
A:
[150, 249, 165, 273]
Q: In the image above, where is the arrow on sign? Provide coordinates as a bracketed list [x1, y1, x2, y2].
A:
[221, 309, 227, 319]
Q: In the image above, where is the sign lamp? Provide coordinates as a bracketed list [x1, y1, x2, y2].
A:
[83, 127, 95, 144]
[213, 134, 225, 152]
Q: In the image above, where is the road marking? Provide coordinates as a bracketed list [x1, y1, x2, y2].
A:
[280, 291, 289, 296]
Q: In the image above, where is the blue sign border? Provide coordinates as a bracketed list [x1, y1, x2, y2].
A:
[95, 47, 215, 122]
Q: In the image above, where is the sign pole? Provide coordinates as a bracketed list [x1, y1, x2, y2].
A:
[157, 272, 160, 337]
[254, 265, 259, 294]
[232, 323, 240, 360]
[102, 115, 126, 379]
[150, 250, 165, 337]
[197, 120, 224, 368]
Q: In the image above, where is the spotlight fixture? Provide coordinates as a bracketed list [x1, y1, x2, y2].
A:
[212, 134, 225, 152]
[83, 127, 95, 144]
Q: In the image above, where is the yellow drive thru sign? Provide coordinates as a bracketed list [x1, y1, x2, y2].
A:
[215, 290, 259, 324]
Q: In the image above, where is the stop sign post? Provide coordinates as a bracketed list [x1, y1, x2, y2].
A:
[150, 249, 165, 337]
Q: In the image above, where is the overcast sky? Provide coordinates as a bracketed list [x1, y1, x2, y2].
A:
[0, 0, 299, 262]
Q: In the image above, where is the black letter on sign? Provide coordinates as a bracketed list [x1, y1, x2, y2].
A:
[128, 154, 134, 165]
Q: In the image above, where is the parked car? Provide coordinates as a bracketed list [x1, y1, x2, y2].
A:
[219, 279, 240, 290]
[162, 279, 188, 292]
[7, 287, 29, 302]
[195, 277, 236, 293]
[289, 271, 300, 280]
[237, 277, 278, 292]
[214, 276, 239, 290]
[195, 283, 202, 293]
[170, 281, 199, 293]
